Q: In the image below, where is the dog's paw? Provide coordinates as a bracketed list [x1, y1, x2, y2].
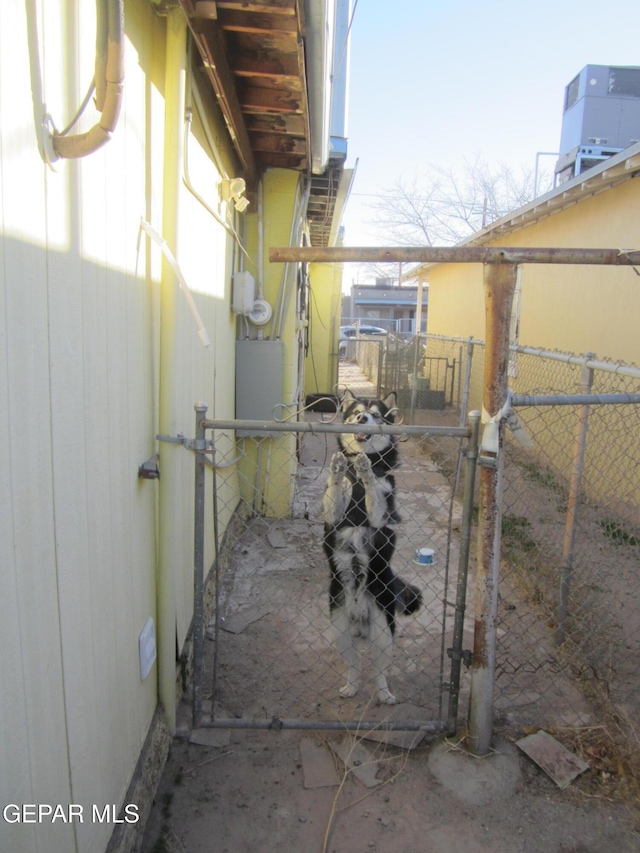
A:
[339, 683, 358, 699]
[378, 688, 397, 705]
[354, 452, 373, 478]
[395, 580, 422, 615]
[329, 451, 348, 477]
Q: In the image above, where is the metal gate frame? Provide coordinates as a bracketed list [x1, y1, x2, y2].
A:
[270, 243, 640, 754]
[188, 408, 480, 735]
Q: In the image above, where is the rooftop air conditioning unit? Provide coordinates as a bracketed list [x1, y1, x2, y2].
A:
[555, 65, 640, 182]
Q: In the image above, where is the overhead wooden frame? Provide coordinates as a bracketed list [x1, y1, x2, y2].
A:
[180, 0, 311, 191]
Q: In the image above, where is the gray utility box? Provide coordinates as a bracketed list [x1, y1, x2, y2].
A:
[235, 340, 284, 432]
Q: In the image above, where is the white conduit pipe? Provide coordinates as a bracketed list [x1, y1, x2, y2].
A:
[139, 218, 211, 348]
[52, 0, 124, 159]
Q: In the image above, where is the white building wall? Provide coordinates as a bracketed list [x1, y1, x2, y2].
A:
[0, 2, 239, 851]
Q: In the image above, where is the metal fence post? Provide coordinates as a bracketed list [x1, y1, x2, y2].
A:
[459, 338, 475, 428]
[192, 402, 208, 728]
[555, 357, 595, 644]
[468, 263, 518, 756]
[447, 410, 481, 733]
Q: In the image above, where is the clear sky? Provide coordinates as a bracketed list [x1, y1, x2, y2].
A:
[340, 0, 640, 256]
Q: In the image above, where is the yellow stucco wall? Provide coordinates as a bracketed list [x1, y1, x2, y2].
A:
[305, 261, 345, 396]
[425, 178, 640, 526]
[234, 169, 301, 517]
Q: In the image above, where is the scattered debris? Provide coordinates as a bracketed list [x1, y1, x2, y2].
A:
[211, 606, 269, 635]
[516, 729, 589, 788]
[299, 738, 340, 789]
[267, 528, 288, 549]
[329, 738, 380, 788]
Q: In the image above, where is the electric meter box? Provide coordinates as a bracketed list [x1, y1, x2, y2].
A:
[232, 271, 255, 315]
[235, 340, 284, 434]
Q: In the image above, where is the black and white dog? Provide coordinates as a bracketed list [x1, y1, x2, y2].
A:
[322, 390, 421, 704]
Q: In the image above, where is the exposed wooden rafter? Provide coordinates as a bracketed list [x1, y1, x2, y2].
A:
[180, 0, 309, 187]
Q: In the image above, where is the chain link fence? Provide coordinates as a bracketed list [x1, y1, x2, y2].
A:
[352, 333, 640, 742]
[191, 403, 478, 733]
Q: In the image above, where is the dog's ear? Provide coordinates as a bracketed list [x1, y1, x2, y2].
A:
[382, 392, 397, 412]
[340, 389, 356, 412]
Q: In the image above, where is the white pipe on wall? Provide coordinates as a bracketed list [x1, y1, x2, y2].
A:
[52, 0, 124, 159]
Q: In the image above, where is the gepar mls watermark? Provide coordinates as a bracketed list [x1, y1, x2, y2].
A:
[3, 803, 140, 824]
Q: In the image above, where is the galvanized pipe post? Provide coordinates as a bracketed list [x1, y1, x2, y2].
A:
[459, 338, 475, 428]
[555, 357, 595, 644]
[192, 402, 208, 729]
[468, 263, 518, 756]
[447, 410, 481, 734]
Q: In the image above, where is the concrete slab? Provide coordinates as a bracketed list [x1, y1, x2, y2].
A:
[516, 730, 589, 788]
[427, 738, 521, 805]
[299, 738, 340, 789]
[330, 737, 380, 788]
[215, 606, 269, 634]
[267, 529, 287, 548]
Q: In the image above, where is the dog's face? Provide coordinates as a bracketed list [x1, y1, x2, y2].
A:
[338, 390, 398, 458]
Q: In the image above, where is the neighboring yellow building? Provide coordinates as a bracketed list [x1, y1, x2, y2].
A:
[417, 143, 640, 366]
[411, 146, 640, 525]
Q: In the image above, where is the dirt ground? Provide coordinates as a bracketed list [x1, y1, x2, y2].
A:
[140, 724, 639, 853]
[141, 366, 640, 853]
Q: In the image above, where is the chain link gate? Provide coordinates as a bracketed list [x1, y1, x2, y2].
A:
[187, 407, 479, 735]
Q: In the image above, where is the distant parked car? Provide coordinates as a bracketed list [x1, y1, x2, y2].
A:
[340, 324, 388, 339]
[339, 324, 388, 359]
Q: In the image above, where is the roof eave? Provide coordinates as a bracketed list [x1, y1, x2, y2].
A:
[413, 141, 640, 279]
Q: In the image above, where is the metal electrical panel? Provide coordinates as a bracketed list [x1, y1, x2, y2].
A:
[235, 340, 284, 430]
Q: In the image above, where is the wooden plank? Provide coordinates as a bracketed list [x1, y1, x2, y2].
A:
[245, 113, 306, 135]
[240, 84, 303, 113]
[216, 0, 296, 14]
[218, 9, 298, 33]
[232, 54, 300, 82]
[250, 132, 306, 154]
[192, 23, 258, 185]
[258, 152, 307, 169]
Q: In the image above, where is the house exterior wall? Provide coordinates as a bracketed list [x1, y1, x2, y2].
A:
[0, 2, 289, 851]
[305, 261, 344, 396]
[427, 178, 640, 366]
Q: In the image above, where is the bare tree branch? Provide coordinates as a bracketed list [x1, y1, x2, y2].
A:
[366, 157, 552, 248]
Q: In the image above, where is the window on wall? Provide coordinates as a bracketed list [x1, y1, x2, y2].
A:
[508, 267, 523, 378]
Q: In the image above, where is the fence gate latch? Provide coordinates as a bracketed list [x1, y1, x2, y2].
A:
[478, 420, 500, 469]
[447, 647, 473, 668]
[156, 433, 214, 453]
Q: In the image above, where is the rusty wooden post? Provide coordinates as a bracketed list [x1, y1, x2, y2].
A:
[467, 263, 518, 756]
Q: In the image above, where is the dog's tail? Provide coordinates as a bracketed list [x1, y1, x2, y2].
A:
[392, 576, 422, 615]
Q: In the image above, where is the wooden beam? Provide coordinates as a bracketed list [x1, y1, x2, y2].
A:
[249, 133, 306, 154]
[240, 85, 302, 113]
[245, 113, 306, 135]
[190, 21, 258, 185]
[232, 55, 300, 83]
[218, 10, 298, 33]
[216, 0, 296, 14]
[268, 246, 640, 266]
